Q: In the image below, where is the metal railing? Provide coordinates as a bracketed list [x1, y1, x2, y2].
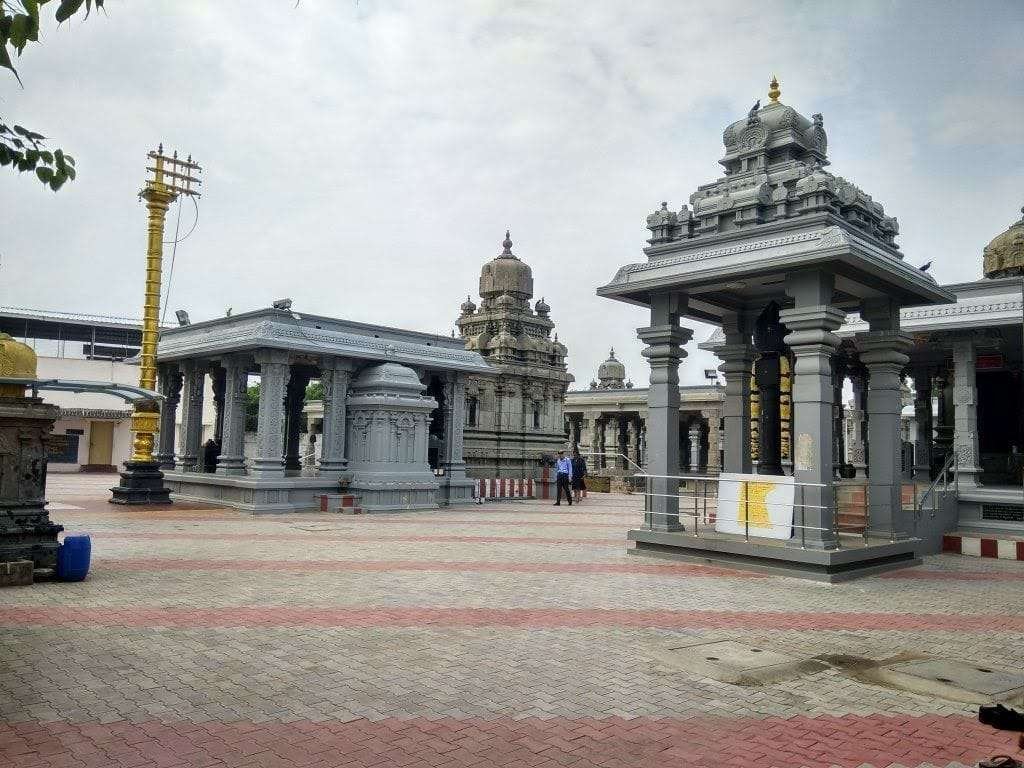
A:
[634, 471, 849, 550]
[911, 452, 958, 532]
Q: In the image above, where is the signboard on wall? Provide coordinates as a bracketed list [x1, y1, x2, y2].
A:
[716, 472, 795, 540]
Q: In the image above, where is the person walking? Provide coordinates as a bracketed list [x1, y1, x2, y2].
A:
[571, 449, 587, 504]
[554, 450, 573, 506]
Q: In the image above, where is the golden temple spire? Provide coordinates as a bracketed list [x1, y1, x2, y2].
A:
[768, 74, 781, 103]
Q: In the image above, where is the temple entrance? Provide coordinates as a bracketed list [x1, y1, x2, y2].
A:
[977, 369, 1024, 484]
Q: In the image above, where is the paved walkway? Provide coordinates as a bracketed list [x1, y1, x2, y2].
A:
[2, 474, 1023, 767]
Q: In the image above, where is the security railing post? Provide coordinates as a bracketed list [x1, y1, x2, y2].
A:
[800, 484, 806, 549]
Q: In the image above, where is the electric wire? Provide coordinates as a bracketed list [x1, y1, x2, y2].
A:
[159, 196, 200, 326]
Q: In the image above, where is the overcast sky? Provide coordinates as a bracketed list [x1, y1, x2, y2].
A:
[2, 0, 1022, 387]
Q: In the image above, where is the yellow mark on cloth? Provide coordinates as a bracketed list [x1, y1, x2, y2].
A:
[738, 481, 774, 527]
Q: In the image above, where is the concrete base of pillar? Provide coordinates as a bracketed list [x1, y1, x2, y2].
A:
[437, 478, 476, 505]
[627, 528, 921, 582]
[110, 461, 172, 505]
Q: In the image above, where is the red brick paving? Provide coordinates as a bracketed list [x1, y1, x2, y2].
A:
[96, 558, 763, 578]
[0, 715, 1016, 768]
[4, 605, 1021, 631]
[89, 531, 623, 546]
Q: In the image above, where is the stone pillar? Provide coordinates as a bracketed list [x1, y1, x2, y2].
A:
[177, 360, 205, 472]
[251, 350, 291, 478]
[637, 295, 691, 531]
[217, 355, 248, 475]
[952, 339, 983, 488]
[439, 371, 474, 503]
[911, 367, 933, 482]
[688, 418, 703, 473]
[848, 371, 868, 478]
[626, 418, 638, 471]
[155, 365, 182, 470]
[831, 356, 847, 478]
[284, 369, 311, 472]
[755, 353, 782, 474]
[702, 409, 721, 473]
[716, 313, 754, 474]
[856, 298, 914, 539]
[780, 272, 845, 549]
[858, 332, 913, 538]
[593, 416, 605, 469]
[318, 358, 353, 477]
[211, 367, 227, 444]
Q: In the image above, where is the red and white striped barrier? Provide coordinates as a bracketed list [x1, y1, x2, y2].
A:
[943, 534, 1024, 561]
[474, 477, 535, 502]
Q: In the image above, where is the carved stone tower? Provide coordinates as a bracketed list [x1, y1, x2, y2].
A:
[457, 232, 574, 477]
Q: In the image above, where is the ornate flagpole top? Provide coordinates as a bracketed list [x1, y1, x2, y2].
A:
[768, 75, 781, 103]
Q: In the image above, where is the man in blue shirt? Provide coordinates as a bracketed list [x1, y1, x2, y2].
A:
[554, 450, 573, 506]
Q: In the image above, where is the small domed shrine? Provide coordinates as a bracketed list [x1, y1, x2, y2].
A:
[457, 232, 574, 477]
[590, 348, 633, 390]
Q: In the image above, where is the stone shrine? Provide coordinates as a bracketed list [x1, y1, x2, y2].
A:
[598, 78, 954, 579]
[457, 232, 574, 478]
[345, 363, 440, 510]
[156, 306, 492, 512]
[0, 333, 63, 570]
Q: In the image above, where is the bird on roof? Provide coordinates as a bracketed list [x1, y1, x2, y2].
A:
[919, 261, 932, 272]
[748, 99, 760, 118]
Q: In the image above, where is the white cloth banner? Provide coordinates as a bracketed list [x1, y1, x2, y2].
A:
[715, 472, 795, 540]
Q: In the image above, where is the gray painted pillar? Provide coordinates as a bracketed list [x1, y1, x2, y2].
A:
[716, 313, 754, 474]
[252, 350, 291, 478]
[217, 355, 249, 475]
[211, 367, 226, 444]
[637, 295, 691, 532]
[177, 360, 205, 472]
[439, 371, 474, 503]
[952, 339, 983, 488]
[780, 271, 845, 549]
[912, 368, 933, 482]
[284, 370, 311, 472]
[857, 298, 914, 539]
[848, 373, 868, 478]
[688, 419, 702, 473]
[155, 365, 182, 470]
[858, 333, 913, 538]
[318, 358, 353, 477]
[702, 408, 721, 473]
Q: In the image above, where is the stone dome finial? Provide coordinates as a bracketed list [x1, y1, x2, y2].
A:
[597, 348, 627, 389]
[460, 295, 477, 314]
[983, 204, 1024, 279]
[768, 75, 780, 104]
[501, 230, 514, 257]
[535, 296, 550, 315]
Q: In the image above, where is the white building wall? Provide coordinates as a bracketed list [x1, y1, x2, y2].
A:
[36, 355, 215, 471]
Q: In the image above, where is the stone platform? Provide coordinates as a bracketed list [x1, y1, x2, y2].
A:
[628, 527, 921, 582]
[163, 471, 341, 514]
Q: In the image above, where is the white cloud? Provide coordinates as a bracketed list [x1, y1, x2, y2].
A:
[0, 0, 1020, 388]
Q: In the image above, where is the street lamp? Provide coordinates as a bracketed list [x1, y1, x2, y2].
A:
[110, 145, 202, 505]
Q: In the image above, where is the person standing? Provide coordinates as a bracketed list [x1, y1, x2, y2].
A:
[571, 449, 587, 504]
[554, 450, 573, 506]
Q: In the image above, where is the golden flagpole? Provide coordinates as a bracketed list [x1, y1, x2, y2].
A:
[111, 145, 201, 504]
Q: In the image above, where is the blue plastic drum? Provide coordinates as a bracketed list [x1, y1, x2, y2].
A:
[56, 534, 91, 582]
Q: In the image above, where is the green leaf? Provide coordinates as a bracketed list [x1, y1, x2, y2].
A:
[63, 153, 74, 166]
[0, 42, 22, 85]
[9, 15, 30, 51]
[40, 149, 52, 163]
[55, 0, 85, 23]
[36, 167, 53, 184]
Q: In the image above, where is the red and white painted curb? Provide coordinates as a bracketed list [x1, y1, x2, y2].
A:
[474, 478, 535, 502]
[943, 534, 1024, 560]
